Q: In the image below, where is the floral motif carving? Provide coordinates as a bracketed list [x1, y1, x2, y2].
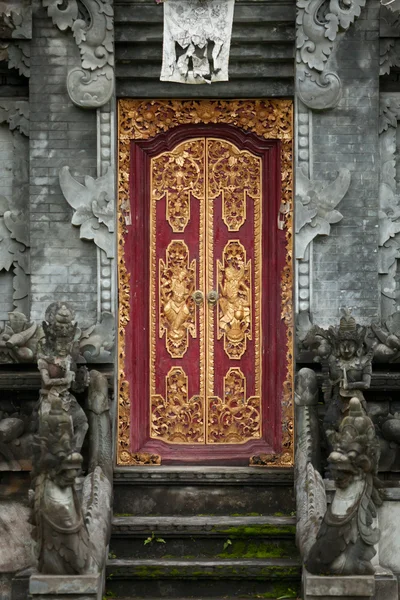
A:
[208, 139, 261, 232]
[43, 0, 114, 109]
[208, 368, 261, 444]
[59, 166, 115, 258]
[118, 99, 293, 466]
[152, 139, 204, 232]
[0, 1, 32, 39]
[296, 0, 366, 110]
[152, 367, 205, 443]
[295, 166, 351, 259]
[218, 241, 252, 360]
[0, 101, 29, 137]
[159, 241, 197, 358]
[0, 41, 30, 77]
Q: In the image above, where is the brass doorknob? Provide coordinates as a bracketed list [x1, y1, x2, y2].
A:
[192, 290, 204, 306]
[207, 290, 219, 306]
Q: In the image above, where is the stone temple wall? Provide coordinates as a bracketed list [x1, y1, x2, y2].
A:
[295, 0, 385, 331]
[29, 4, 98, 329]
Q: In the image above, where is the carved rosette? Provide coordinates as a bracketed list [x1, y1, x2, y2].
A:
[208, 368, 261, 444]
[159, 241, 197, 358]
[151, 367, 205, 443]
[217, 241, 252, 360]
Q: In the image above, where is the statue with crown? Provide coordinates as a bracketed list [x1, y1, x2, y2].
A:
[303, 308, 373, 436]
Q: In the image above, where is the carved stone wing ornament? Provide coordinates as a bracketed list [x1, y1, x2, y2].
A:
[296, 0, 366, 110]
[59, 166, 115, 258]
[295, 166, 351, 259]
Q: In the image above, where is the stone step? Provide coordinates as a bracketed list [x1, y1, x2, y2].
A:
[113, 467, 295, 516]
[106, 558, 301, 598]
[110, 515, 297, 560]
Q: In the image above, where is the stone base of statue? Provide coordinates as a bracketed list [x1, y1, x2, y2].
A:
[303, 568, 398, 600]
[29, 572, 103, 600]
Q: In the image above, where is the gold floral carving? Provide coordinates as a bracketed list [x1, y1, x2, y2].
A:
[208, 139, 261, 231]
[118, 99, 293, 467]
[218, 241, 252, 360]
[159, 241, 197, 358]
[208, 368, 261, 444]
[152, 139, 204, 232]
[151, 367, 204, 443]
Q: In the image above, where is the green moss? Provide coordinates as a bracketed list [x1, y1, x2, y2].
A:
[250, 583, 299, 598]
[213, 524, 296, 536]
[114, 513, 134, 517]
[217, 540, 294, 559]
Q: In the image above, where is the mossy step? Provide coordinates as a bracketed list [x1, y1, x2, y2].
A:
[112, 515, 296, 537]
[106, 558, 302, 581]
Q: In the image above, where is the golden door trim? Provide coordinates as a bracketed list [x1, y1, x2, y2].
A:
[118, 99, 294, 467]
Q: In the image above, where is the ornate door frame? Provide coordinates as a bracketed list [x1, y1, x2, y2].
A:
[117, 99, 293, 467]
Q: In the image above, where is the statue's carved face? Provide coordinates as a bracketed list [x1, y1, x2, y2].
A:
[339, 340, 357, 360]
[331, 465, 355, 489]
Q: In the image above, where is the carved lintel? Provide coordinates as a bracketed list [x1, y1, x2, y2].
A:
[296, 0, 366, 111]
[117, 451, 162, 466]
[43, 0, 114, 109]
[295, 166, 351, 259]
[59, 165, 115, 258]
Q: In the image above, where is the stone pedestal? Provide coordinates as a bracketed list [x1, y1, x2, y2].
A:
[29, 573, 103, 600]
[303, 568, 398, 600]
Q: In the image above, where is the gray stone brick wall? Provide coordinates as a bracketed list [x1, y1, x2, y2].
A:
[29, 3, 98, 328]
[310, 0, 380, 326]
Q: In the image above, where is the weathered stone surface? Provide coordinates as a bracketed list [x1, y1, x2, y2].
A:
[29, 573, 102, 595]
[304, 568, 375, 598]
[0, 501, 31, 573]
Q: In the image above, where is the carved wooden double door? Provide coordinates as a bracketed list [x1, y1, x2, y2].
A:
[127, 124, 287, 463]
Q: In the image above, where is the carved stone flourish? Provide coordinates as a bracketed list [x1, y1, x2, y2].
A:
[303, 309, 373, 433]
[295, 166, 351, 259]
[43, 0, 114, 108]
[380, 38, 400, 77]
[0, 310, 38, 363]
[379, 95, 400, 317]
[79, 311, 115, 362]
[0, 100, 29, 136]
[0, 41, 30, 77]
[0, 0, 32, 38]
[296, 0, 366, 110]
[306, 398, 381, 575]
[382, 0, 400, 14]
[59, 166, 115, 258]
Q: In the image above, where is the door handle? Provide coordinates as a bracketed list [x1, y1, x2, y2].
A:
[192, 290, 204, 306]
[207, 290, 219, 306]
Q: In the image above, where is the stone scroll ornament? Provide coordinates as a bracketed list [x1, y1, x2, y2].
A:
[160, 0, 235, 84]
[296, 0, 366, 110]
[42, 0, 113, 108]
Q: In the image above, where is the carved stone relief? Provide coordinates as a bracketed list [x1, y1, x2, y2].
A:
[0, 108, 30, 315]
[0, 41, 30, 77]
[296, 0, 366, 110]
[295, 167, 351, 261]
[43, 0, 114, 109]
[0, 0, 32, 39]
[59, 165, 115, 259]
[378, 94, 400, 318]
